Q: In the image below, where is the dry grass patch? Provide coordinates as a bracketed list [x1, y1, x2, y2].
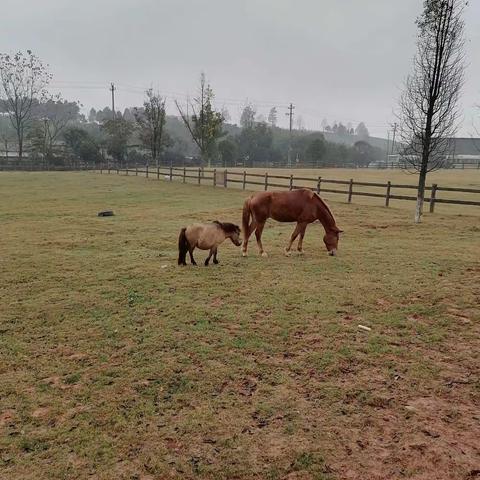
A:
[0, 172, 479, 480]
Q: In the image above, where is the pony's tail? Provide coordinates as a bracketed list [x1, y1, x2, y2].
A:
[178, 227, 189, 265]
[242, 198, 252, 238]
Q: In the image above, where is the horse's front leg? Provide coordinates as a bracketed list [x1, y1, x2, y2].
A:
[285, 223, 302, 256]
[297, 223, 308, 254]
[213, 248, 219, 264]
[242, 220, 256, 257]
[255, 221, 268, 257]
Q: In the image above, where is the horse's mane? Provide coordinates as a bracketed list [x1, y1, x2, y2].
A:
[313, 193, 337, 226]
[213, 220, 240, 234]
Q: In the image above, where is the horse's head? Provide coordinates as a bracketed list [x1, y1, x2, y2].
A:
[323, 227, 343, 256]
[217, 221, 242, 246]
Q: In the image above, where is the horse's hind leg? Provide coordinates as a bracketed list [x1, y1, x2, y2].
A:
[255, 221, 268, 257]
[189, 247, 197, 266]
[285, 223, 302, 256]
[213, 248, 219, 264]
[205, 248, 214, 266]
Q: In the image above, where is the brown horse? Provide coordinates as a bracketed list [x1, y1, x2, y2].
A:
[242, 189, 342, 257]
[178, 221, 242, 266]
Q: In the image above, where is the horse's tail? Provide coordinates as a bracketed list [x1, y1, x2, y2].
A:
[242, 198, 252, 238]
[178, 227, 189, 265]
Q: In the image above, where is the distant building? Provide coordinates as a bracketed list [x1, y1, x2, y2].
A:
[382, 137, 480, 168]
[446, 138, 480, 166]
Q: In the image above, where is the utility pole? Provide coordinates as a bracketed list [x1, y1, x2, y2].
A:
[110, 83, 116, 120]
[43, 117, 48, 169]
[285, 103, 295, 168]
[385, 130, 390, 167]
[391, 122, 398, 155]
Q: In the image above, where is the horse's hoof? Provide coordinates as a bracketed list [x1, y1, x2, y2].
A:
[297, 250, 305, 255]
[213, 260, 219, 264]
[242, 251, 248, 257]
[284, 249, 291, 257]
[261, 251, 268, 258]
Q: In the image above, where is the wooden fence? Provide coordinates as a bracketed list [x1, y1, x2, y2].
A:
[100, 165, 480, 211]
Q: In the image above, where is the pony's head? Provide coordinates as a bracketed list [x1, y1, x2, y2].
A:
[215, 221, 242, 246]
[323, 227, 343, 256]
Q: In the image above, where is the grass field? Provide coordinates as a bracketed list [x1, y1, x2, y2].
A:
[1, 172, 479, 480]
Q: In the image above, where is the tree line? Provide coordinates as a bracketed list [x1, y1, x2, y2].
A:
[0, 52, 383, 169]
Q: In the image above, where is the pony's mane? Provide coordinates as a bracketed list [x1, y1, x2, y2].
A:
[313, 193, 337, 226]
[213, 221, 240, 234]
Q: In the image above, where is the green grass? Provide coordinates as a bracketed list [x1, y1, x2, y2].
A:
[0, 172, 479, 480]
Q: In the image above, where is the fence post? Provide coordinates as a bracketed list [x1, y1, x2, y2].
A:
[224, 169, 228, 188]
[183, 167, 186, 183]
[317, 176, 322, 194]
[264, 172, 268, 191]
[289, 174, 293, 191]
[136, 166, 138, 176]
[169, 165, 173, 181]
[126, 165, 128, 175]
[146, 164, 149, 178]
[117, 165, 119, 175]
[385, 181, 391, 207]
[213, 168, 217, 187]
[242, 170, 246, 190]
[348, 178, 354, 203]
[429, 183, 438, 213]
[198, 167, 201, 185]
[100, 166, 103, 174]
[157, 166, 160, 180]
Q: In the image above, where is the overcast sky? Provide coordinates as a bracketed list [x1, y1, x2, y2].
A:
[1, 0, 479, 137]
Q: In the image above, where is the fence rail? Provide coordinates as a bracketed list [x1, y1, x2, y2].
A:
[98, 166, 480, 211]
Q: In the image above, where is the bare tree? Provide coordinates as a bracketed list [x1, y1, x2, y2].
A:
[397, 0, 466, 223]
[134, 89, 168, 167]
[268, 107, 278, 128]
[0, 51, 51, 161]
[295, 115, 306, 131]
[175, 73, 224, 167]
[221, 107, 231, 124]
[240, 103, 256, 129]
[31, 95, 80, 162]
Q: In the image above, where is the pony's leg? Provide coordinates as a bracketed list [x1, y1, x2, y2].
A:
[255, 221, 268, 257]
[189, 247, 197, 266]
[213, 248, 219, 264]
[242, 220, 257, 257]
[285, 223, 302, 256]
[297, 224, 308, 254]
[205, 248, 214, 266]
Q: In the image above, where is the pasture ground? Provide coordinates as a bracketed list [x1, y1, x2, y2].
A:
[0, 172, 479, 480]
